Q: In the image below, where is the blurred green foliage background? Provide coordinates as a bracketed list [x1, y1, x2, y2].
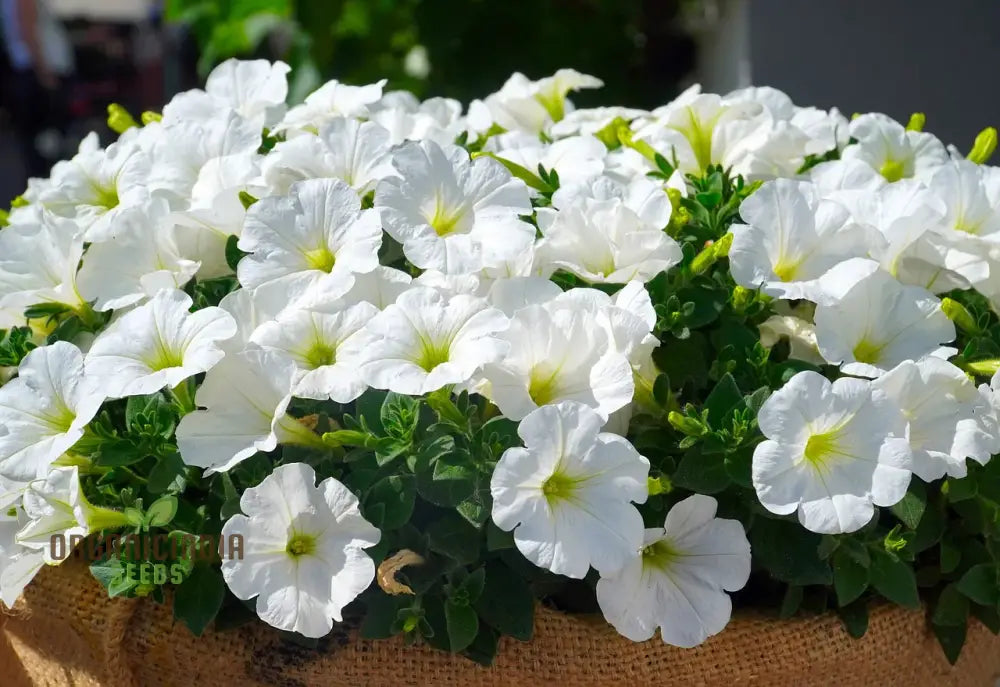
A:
[165, 0, 697, 107]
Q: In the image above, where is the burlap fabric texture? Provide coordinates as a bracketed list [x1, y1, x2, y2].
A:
[1, 556, 1000, 686]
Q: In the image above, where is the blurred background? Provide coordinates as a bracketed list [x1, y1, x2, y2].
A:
[1, 0, 997, 206]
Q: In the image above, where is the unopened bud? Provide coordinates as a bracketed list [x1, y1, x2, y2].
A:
[968, 127, 998, 165]
[141, 110, 163, 125]
[107, 104, 138, 134]
[940, 297, 979, 334]
[668, 411, 706, 437]
[905, 112, 925, 132]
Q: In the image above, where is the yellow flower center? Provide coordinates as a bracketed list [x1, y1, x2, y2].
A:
[772, 257, 801, 282]
[427, 197, 465, 237]
[304, 342, 336, 368]
[541, 470, 578, 504]
[642, 539, 682, 571]
[803, 429, 843, 469]
[286, 533, 317, 558]
[527, 365, 561, 406]
[413, 337, 451, 372]
[852, 337, 886, 365]
[879, 159, 905, 182]
[303, 246, 336, 273]
[93, 182, 120, 210]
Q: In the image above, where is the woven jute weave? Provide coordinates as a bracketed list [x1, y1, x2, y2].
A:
[2, 557, 1000, 686]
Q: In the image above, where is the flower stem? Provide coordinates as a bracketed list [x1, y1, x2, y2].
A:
[171, 379, 196, 414]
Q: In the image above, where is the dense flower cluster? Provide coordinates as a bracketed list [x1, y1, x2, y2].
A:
[1, 59, 1000, 663]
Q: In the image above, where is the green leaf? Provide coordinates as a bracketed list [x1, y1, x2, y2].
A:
[750, 518, 832, 586]
[416, 452, 476, 507]
[932, 584, 970, 627]
[363, 475, 416, 530]
[778, 585, 803, 619]
[891, 482, 926, 529]
[225, 234, 247, 271]
[838, 600, 869, 639]
[95, 440, 146, 467]
[703, 373, 742, 426]
[833, 549, 869, 607]
[427, 513, 482, 565]
[145, 495, 178, 528]
[671, 448, 730, 494]
[462, 624, 500, 666]
[173, 565, 225, 636]
[932, 622, 967, 665]
[946, 476, 977, 502]
[486, 521, 514, 551]
[147, 452, 187, 494]
[957, 564, 1000, 607]
[444, 600, 479, 652]
[473, 562, 534, 641]
[360, 592, 406, 640]
[869, 549, 920, 609]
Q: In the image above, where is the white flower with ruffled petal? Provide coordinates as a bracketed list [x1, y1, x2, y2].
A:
[0, 212, 85, 311]
[596, 494, 751, 647]
[86, 289, 236, 398]
[176, 348, 326, 473]
[728, 179, 873, 301]
[277, 79, 386, 136]
[344, 286, 508, 395]
[842, 113, 949, 183]
[250, 282, 376, 403]
[163, 58, 290, 128]
[813, 261, 956, 377]
[221, 462, 380, 638]
[375, 140, 535, 274]
[487, 132, 607, 192]
[469, 69, 603, 134]
[752, 370, 912, 534]
[261, 117, 394, 197]
[536, 198, 681, 284]
[491, 402, 648, 578]
[479, 295, 634, 421]
[0, 514, 44, 608]
[238, 178, 381, 292]
[0, 343, 104, 482]
[76, 198, 201, 311]
[39, 133, 150, 241]
[368, 94, 464, 145]
[874, 358, 999, 481]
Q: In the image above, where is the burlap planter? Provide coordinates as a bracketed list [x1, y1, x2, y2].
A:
[2, 557, 1000, 687]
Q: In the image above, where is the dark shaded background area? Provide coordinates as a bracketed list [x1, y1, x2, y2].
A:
[748, 0, 999, 151]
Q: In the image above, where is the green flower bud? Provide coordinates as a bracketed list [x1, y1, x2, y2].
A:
[107, 103, 138, 135]
[940, 297, 979, 334]
[968, 127, 998, 165]
[668, 411, 706, 437]
[690, 233, 733, 275]
[647, 475, 672, 496]
[905, 112, 925, 132]
[964, 358, 1000, 378]
[141, 110, 163, 125]
[11, 195, 29, 208]
[732, 285, 755, 313]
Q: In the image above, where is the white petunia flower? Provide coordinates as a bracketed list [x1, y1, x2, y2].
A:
[469, 69, 603, 134]
[728, 179, 872, 301]
[176, 348, 324, 473]
[16, 466, 129, 562]
[368, 94, 464, 145]
[551, 174, 674, 231]
[375, 140, 535, 274]
[163, 58, 290, 128]
[85, 289, 236, 398]
[261, 117, 394, 196]
[221, 462, 380, 638]
[39, 132, 150, 241]
[487, 132, 607, 191]
[479, 294, 634, 421]
[752, 370, 912, 534]
[535, 197, 681, 284]
[813, 262, 956, 377]
[874, 358, 999, 481]
[0, 343, 104, 482]
[0, 212, 85, 310]
[596, 494, 751, 647]
[344, 286, 509, 395]
[76, 197, 201, 311]
[147, 112, 263, 203]
[842, 113, 949, 182]
[238, 178, 381, 291]
[0, 514, 45, 608]
[277, 79, 386, 136]
[250, 283, 376, 403]
[490, 402, 649, 578]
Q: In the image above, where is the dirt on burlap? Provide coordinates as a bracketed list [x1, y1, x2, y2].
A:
[2, 556, 999, 686]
